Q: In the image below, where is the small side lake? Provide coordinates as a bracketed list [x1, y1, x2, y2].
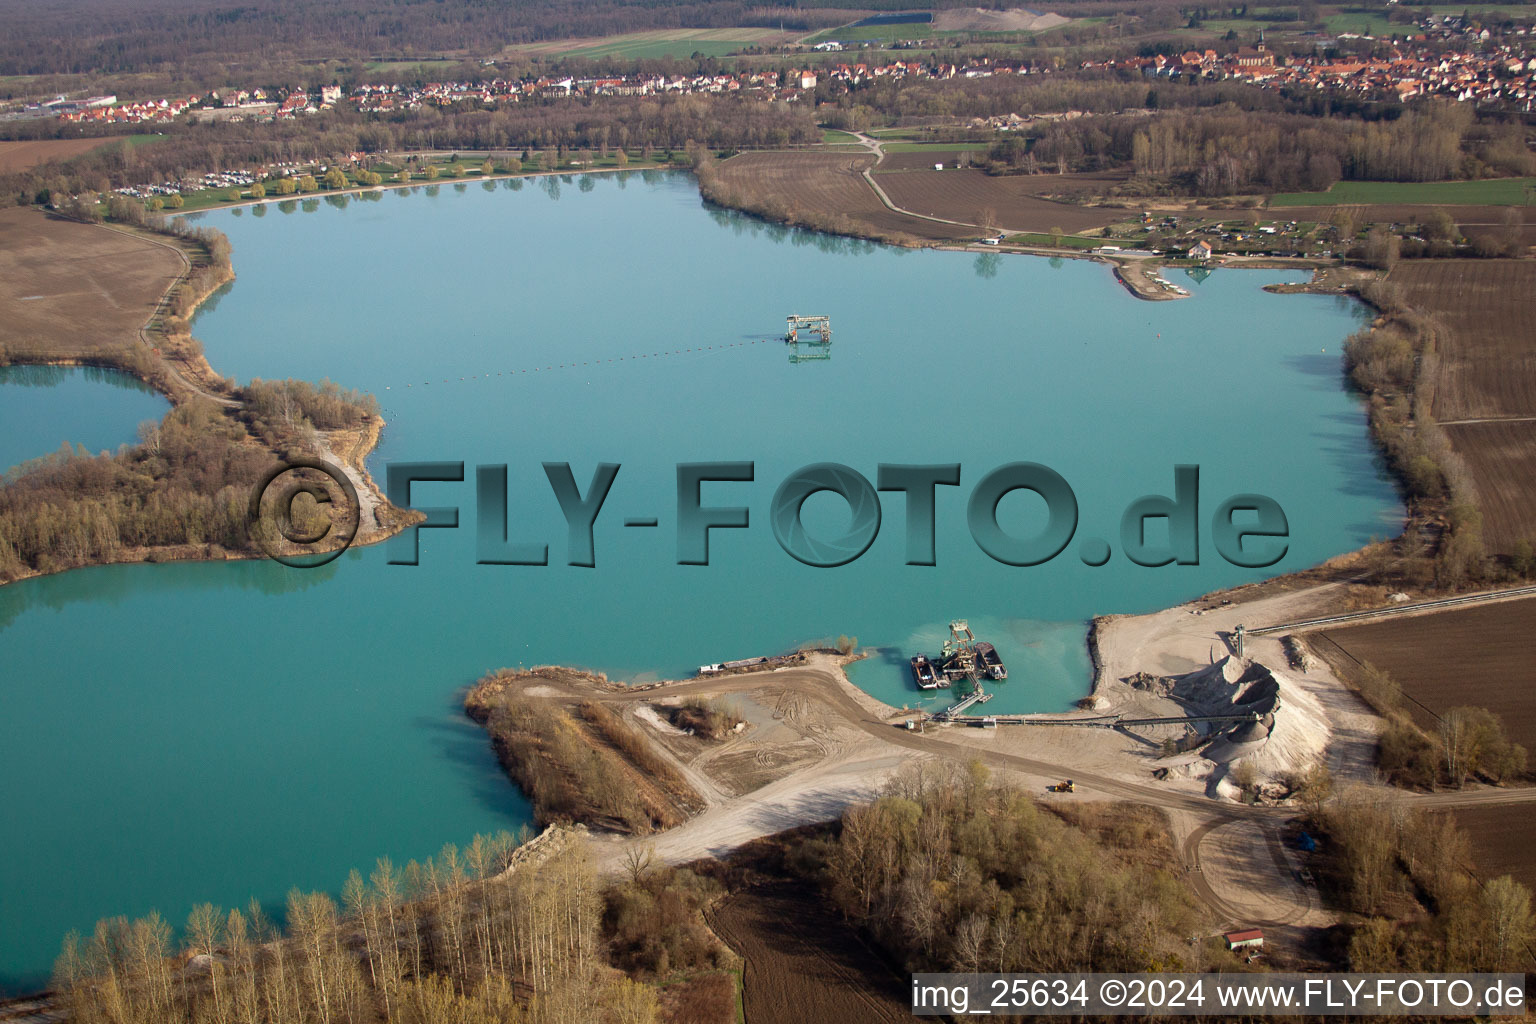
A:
[0, 365, 169, 475]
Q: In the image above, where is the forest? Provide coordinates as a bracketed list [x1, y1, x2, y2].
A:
[0, 0, 1223, 77]
[891, 83, 1535, 192]
[802, 762, 1215, 974]
[0, 375, 377, 581]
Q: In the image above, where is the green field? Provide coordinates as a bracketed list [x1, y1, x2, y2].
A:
[881, 142, 989, 153]
[1330, 3, 1536, 33]
[561, 37, 756, 60]
[1005, 232, 1100, 249]
[804, 21, 945, 45]
[820, 129, 859, 143]
[1271, 178, 1536, 206]
[364, 60, 463, 74]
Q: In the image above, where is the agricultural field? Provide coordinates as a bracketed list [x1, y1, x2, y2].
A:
[880, 142, 991, 154]
[711, 150, 975, 241]
[804, 21, 947, 46]
[708, 882, 912, 1024]
[1316, 596, 1536, 751]
[1442, 421, 1536, 553]
[0, 207, 182, 360]
[1005, 231, 1099, 249]
[0, 138, 115, 173]
[1272, 178, 1536, 207]
[1323, 4, 1536, 36]
[876, 150, 987, 171]
[1448, 805, 1536, 896]
[875, 168, 1127, 233]
[1389, 260, 1536, 552]
[1394, 261, 1536, 420]
[505, 28, 790, 61]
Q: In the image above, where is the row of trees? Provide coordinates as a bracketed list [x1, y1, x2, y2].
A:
[52, 833, 682, 1024]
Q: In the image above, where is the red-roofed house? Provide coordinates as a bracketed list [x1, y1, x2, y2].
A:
[1224, 929, 1264, 951]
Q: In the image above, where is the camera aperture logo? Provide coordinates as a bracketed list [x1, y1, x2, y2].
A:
[248, 458, 361, 567]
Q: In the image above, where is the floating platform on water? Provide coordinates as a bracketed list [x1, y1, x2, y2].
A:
[784, 314, 831, 344]
[909, 619, 1008, 691]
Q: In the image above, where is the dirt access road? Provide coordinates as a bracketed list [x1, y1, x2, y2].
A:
[523, 639, 1536, 939]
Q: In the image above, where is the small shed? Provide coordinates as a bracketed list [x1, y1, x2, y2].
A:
[1224, 929, 1264, 951]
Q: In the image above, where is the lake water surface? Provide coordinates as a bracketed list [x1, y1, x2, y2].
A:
[0, 172, 1401, 991]
[0, 365, 168, 475]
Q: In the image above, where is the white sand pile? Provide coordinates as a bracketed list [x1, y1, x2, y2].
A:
[933, 8, 1071, 32]
[1171, 655, 1331, 780]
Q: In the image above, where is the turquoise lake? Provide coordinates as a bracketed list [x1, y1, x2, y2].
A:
[0, 172, 1401, 991]
[0, 365, 168, 475]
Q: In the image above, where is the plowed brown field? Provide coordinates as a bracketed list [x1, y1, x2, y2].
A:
[1316, 596, 1536, 750]
[1442, 421, 1536, 553]
[1385, 260, 1536, 551]
[712, 150, 974, 241]
[0, 207, 182, 358]
[1449, 805, 1536, 895]
[1391, 261, 1536, 421]
[709, 883, 912, 1024]
[876, 168, 1128, 233]
[0, 138, 110, 172]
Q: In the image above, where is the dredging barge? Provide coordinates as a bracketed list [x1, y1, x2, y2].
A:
[910, 620, 1008, 690]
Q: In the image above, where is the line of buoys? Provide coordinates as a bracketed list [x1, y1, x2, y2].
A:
[392, 339, 774, 389]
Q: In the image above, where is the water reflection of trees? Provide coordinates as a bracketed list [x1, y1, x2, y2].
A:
[0, 553, 346, 636]
[0, 365, 158, 394]
[700, 200, 885, 256]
